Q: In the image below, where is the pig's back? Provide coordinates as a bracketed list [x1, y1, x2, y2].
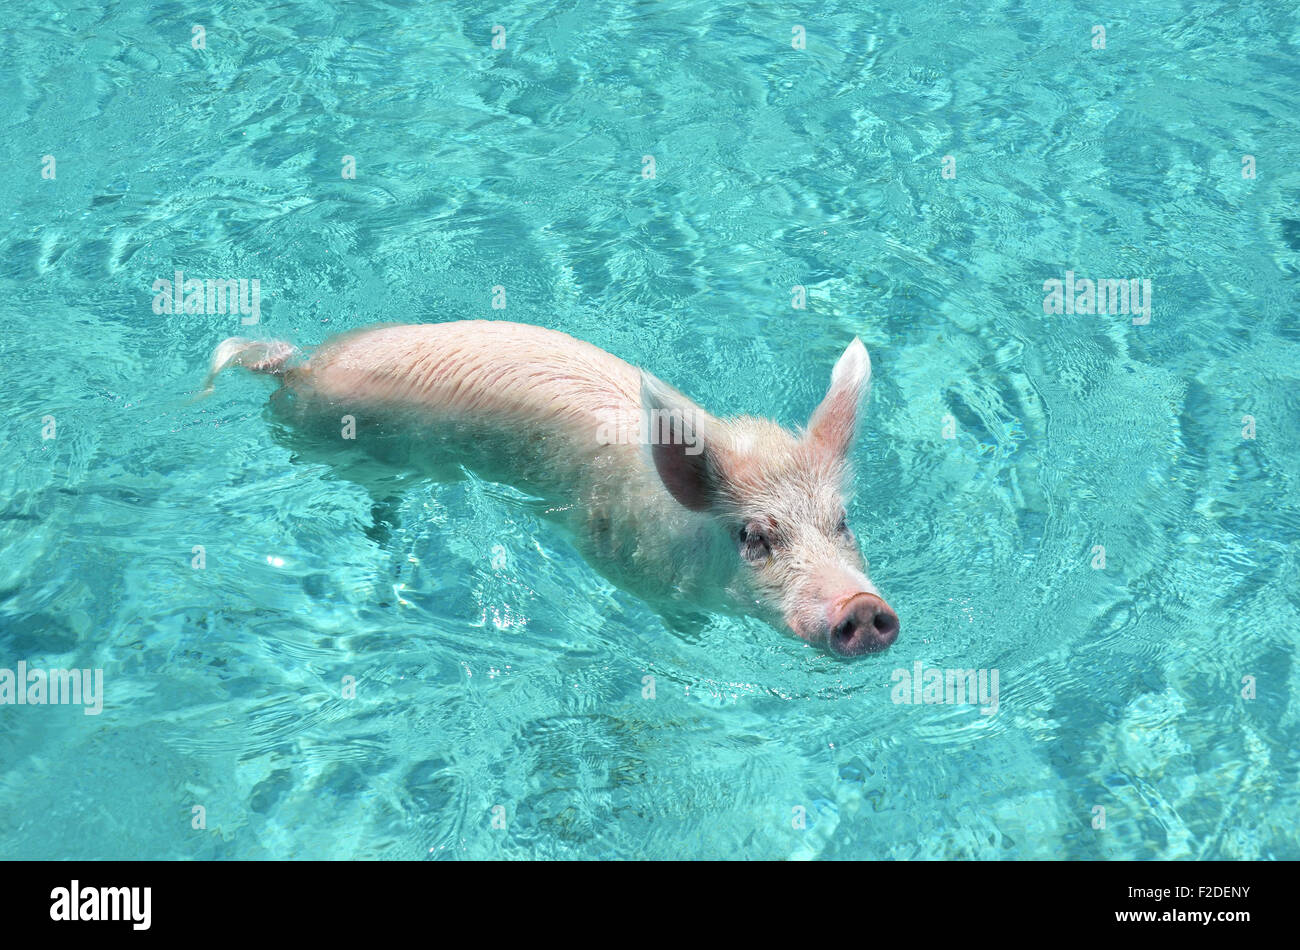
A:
[291, 321, 643, 431]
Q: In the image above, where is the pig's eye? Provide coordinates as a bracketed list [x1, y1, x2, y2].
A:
[835, 511, 851, 537]
[738, 523, 772, 562]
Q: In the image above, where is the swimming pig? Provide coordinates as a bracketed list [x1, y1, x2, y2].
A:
[207, 321, 898, 656]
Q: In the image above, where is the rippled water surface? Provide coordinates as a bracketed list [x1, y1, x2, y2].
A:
[1, 1, 1298, 859]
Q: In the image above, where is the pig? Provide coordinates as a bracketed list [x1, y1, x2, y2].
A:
[206, 321, 899, 656]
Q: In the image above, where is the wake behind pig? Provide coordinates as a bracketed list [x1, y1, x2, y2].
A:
[205, 321, 899, 656]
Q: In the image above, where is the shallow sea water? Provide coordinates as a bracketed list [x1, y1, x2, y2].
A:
[1, 1, 1298, 858]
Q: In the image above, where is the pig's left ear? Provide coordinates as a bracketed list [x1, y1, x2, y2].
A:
[640, 371, 719, 512]
[807, 337, 871, 460]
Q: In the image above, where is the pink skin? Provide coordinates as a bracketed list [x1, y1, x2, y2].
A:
[207, 321, 898, 657]
[828, 593, 899, 656]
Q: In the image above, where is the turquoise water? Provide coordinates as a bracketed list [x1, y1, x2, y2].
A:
[2, 0, 1298, 859]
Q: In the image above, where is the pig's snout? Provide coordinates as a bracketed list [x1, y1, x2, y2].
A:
[828, 593, 899, 656]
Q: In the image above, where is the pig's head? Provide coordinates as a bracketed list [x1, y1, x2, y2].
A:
[640, 338, 898, 656]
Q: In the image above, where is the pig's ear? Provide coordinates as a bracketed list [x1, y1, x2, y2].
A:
[639, 371, 718, 512]
[807, 337, 871, 460]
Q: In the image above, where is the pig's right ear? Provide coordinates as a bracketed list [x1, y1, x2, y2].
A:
[639, 372, 718, 512]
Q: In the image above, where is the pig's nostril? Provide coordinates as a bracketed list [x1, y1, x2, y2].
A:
[832, 616, 873, 656]
[873, 609, 899, 639]
[832, 618, 857, 646]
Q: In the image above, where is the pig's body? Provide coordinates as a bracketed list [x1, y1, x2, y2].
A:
[296, 321, 642, 440]
[209, 320, 899, 655]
